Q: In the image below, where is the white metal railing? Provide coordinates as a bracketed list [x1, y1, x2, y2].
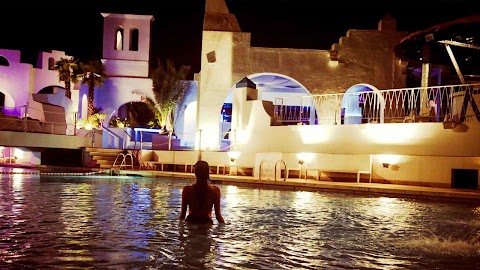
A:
[0, 104, 77, 135]
[273, 83, 480, 125]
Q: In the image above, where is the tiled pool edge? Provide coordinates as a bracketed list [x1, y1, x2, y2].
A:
[117, 169, 480, 203]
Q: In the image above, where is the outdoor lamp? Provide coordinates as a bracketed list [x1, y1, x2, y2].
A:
[228, 151, 241, 163]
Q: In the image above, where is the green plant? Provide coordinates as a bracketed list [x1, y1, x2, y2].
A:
[109, 116, 129, 128]
[144, 58, 191, 131]
[76, 113, 106, 130]
[51, 57, 81, 99]
[79, 60, 109, 116]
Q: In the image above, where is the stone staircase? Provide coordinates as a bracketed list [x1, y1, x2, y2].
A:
[84, 147, 126, 169]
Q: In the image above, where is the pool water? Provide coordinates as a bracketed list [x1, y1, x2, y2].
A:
[1, 172, 480, 269]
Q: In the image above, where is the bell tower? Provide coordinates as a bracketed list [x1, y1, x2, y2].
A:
[101, 13, 154, 78]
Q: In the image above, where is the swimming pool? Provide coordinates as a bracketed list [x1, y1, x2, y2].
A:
[1, 172, 479, 269]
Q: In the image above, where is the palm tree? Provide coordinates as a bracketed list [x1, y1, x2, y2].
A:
[146, 58, 191, 131]
[79, 60, 109, 116]
[51, 57, 80, 99]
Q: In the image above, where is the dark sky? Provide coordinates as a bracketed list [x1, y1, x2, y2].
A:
[1, 0, 477, 76]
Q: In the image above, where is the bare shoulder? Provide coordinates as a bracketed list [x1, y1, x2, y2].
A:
[183, 185, 194, 193]
[210, 185, 221, 193]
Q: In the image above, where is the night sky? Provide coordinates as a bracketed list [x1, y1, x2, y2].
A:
[0, 0, 477, 77]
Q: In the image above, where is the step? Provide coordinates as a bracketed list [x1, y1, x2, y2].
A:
[95, 159, 115, 165]
[99, 164, 115, 169]
[85, 147, 125, 153]
[92, 155, 118, 160]
[88, 152, 121, 157]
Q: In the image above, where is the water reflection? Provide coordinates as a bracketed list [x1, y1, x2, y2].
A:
[0, 173, 480, 269]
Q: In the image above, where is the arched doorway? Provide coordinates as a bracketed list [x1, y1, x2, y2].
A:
[219, 73, 311, 149]
[341, 84, 385, 124]
[1, 89, 25, 117]
[112, 101, 155, 128]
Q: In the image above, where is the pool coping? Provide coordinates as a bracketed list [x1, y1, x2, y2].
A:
[116, 169, 480, 203]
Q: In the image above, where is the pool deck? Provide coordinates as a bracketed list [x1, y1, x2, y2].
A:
[118, 169, 480, 204]
[1, 162, 479, 203]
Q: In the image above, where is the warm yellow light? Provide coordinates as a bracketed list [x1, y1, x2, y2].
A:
[298, 126, 331, 144]
[235, 127, 252, 145]
[293, 191, 312, 207]
[328, 60, 339, 68]
[377, 154, 401, 165]
[198, 124, 220, 150]
[228, 151, 241, 161]
[362, 124, 423, 144]
[13, 148, 24, 159]
[297, 152, 315, 164]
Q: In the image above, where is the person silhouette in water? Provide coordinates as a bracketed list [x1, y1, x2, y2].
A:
[180, 160, 225, 224]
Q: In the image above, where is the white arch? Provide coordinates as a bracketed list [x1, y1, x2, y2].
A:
[81, 94, 88, 119]
[182, 101, 197, 146]
[0, 90, 16, 116]
[248, 72, 311, 97]
[217, 73, 312, 148]
[342, 83, 385, 124]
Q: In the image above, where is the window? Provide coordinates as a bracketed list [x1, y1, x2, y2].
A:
[0, 56, 9, 66]
[48, 57, 55, 69]
[130, 28, 139, 51]
[115, 27, 124, 50]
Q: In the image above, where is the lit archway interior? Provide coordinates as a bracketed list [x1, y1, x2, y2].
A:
[342, 84, 384, 124]
[220, 73, 310, 147]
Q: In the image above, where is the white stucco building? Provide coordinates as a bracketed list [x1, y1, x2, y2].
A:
[1, 0, 479, 190]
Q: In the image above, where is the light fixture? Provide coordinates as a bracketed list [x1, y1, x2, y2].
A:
[382, 162, 390, 168]
[228, 151, 240, 163]
[296, 152, 314, 165]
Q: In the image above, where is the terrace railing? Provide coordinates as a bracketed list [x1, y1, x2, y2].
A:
[273, 83, 480, 125]
[0, 104, 77, 135]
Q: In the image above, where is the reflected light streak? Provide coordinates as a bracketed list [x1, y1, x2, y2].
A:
[224, 185, 241, 206]
[370, 197, 414, 219]
[328, 60, 339, 68]
[12, 174, 24, 190]
[293, 191, 312, 208]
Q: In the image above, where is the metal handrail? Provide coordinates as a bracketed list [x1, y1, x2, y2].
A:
[112, 153, 134, 171]
[273, 83, 480, 125]
[123, 129, 136, 149]
[274, 160, 287, 181]
[259, 160, 272, 181]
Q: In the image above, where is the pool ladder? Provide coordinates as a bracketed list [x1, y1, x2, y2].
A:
[259, 159, 287, 181]
[111, 153, 134, 175]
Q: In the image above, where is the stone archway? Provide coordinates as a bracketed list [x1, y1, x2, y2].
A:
[0, 91, 15, 116]
[341, 84, 385, 124]
[217, 73, 311, 150]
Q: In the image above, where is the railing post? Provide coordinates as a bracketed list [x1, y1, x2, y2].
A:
[91, 129, 96, 147]
[198, 129, 202, 151]
[23, 103, 28, 132]
[232, 129, 236, 151]
[73, 111, 77, 135]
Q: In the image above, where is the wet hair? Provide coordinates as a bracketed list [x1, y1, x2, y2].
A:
[194, 160, 210, 181]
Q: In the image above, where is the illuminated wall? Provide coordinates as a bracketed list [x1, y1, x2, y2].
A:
[80, 13, 155, 126]
[197, 0, 408, 150]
